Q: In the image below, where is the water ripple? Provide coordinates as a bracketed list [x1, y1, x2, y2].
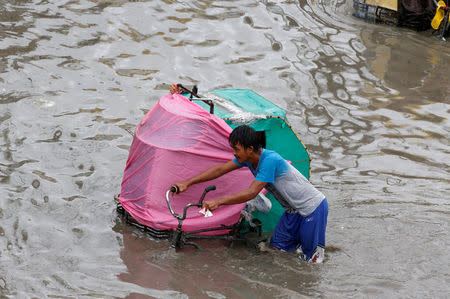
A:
[0, 0, 448, 297]
[0, 92, 31, 104]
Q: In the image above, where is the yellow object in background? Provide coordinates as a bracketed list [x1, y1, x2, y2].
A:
[432, 1, 447, 30]
[365, 0, 398, 11]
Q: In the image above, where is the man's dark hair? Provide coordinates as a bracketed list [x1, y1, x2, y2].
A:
[229, 125, 261, 151]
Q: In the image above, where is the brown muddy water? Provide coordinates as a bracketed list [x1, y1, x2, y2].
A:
[0, 0, 449, 298]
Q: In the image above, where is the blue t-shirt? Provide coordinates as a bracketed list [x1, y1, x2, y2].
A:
[234, 149, 324, 216]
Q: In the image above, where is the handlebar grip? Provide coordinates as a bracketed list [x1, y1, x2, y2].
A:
[170, 185, 179, 194]
[205, 185, 216, 192]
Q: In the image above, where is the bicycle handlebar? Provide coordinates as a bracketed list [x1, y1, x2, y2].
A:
[166, 185, 216, 221]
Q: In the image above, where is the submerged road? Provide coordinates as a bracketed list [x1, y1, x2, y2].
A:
[0, 0, 449, 298]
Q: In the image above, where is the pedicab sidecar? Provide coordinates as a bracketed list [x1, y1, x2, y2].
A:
[116, 86, 311, 249]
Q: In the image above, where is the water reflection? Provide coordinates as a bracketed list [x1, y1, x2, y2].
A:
[113, 217, 324, 298]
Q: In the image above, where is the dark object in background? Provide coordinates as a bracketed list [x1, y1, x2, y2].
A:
[353, 0, 444, 32]
[398, 0, 436, 31]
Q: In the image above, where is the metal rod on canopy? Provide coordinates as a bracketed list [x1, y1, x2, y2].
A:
[177, 84, 214, 114]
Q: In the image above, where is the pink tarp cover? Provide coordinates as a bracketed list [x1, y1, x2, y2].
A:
[119, 94, 253, 235]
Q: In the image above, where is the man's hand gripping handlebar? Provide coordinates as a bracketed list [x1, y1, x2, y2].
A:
[166, 185, 216, 221]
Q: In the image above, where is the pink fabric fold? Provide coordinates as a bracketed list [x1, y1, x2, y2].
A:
[119, 94, 253, 235]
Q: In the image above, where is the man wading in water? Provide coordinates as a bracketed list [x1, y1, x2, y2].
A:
[170, 84, 328, 263]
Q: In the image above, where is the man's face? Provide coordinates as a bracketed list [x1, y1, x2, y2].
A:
[231, 143, 252, 163]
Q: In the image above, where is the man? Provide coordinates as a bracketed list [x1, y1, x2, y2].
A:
[173, 125, 328, 263]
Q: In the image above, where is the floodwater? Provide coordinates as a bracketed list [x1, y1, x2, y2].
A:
[0, 0, 449, 298]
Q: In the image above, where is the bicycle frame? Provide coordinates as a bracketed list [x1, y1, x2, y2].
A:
[165, 185, 262, 250]
[115, 186, 264, 250]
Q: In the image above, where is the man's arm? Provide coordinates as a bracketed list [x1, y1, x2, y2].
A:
[173, 160, 239, 193]
[203, 180, 267, 211]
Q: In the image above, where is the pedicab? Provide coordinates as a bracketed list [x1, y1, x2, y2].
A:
[116, 85, 311, 250]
